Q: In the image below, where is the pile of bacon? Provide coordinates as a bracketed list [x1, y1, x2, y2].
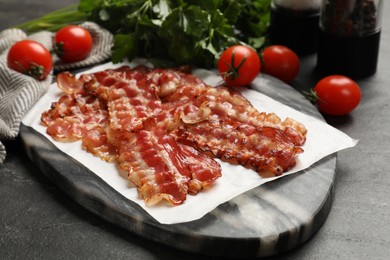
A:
[41, 65, 307, 206]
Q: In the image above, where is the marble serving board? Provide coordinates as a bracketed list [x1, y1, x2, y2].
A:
[20, 73, 336, 258]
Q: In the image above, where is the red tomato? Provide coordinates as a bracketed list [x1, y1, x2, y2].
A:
[218, 45, 261, 87]
[261, 45, 300, 83]
[7, 40, 52, 80]
[54, 25, 93, 63]
[313, 75, 361, 116]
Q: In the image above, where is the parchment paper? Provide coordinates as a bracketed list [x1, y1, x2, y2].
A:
[22, 60, 357, 224]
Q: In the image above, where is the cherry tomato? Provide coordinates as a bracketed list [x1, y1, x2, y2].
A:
[7, 40, 52, 80]
[312, 75, 361, 116]
[218, 45, 261, 87]
[54, 25, 93, 63]
[261, 45, 300, 83]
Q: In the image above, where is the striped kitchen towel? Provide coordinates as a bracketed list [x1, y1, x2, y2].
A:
[0, 22, 113, 163]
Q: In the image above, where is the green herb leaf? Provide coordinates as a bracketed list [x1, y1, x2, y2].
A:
[78, 0, 103, 13]
[111, 33, 138, 63]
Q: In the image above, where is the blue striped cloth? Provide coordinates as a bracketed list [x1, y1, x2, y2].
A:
[0, 22, 113, 163]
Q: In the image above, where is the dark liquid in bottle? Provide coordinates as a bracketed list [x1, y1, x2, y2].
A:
[269, 7, 320, 56]
[316, 29, 381, 79]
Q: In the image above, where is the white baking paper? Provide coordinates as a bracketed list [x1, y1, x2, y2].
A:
[22, 60, 357, 224]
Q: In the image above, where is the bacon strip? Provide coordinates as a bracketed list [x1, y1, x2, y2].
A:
[173, 119, 302, 175]
[101, 68, 221, 205]
[158, 73, 306, 146]
[112, 128, 221, 205]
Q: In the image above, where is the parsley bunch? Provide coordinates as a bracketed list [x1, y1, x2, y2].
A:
[16, 0, 270, 68]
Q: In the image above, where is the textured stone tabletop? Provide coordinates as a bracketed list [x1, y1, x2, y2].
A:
[1, 1, 390, 259]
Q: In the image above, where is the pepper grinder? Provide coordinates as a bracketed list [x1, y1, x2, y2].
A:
[316, 0, 383, 79]
[269, 0, 322, 56]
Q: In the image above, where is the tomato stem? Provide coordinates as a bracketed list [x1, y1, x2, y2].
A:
[303, 89, 319, 104]
[224, 50, 248, 81]
[53, 42, 65, 58]
[12, 61, 50, 81]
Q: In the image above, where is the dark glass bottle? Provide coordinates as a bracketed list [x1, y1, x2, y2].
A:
[316, 0, 383, 79]
[269, 0, 321, 56]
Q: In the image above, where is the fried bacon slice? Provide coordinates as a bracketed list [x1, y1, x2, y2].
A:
[102, 69, 221, 204]
[41, 93, 109, 142]
[155, 70, 306, 146]
[173, 119, 302, 175]
[111, 128, 221, 205]
[41, 65, 307, 206]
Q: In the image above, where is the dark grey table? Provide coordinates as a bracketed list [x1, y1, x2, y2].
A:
[1, 1, 389, 259]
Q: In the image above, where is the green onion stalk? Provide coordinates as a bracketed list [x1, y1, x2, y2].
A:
[15, 5, 87, 33]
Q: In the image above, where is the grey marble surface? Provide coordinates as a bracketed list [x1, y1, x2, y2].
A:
[1, 1, 390, 259]
[18, 71, 336, 258]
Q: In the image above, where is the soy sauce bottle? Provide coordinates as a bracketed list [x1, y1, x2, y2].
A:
[316, 0, 383, 79]
[269, 0, 321, 56]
